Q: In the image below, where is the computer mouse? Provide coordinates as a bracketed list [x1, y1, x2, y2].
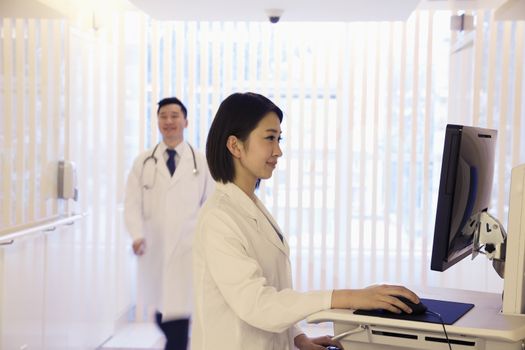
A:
[395, 296, 427, 315]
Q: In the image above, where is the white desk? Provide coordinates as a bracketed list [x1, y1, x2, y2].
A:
[307, 287, 525, 350]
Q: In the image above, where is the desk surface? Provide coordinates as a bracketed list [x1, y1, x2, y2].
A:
[307, 287, 525, 342]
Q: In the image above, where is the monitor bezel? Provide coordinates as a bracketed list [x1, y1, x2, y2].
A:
[430, 124, 497, 272]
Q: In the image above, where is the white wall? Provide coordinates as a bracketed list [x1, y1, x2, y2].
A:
[0, 17, 135, 350]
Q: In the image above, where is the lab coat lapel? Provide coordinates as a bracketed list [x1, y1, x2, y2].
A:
[169, 142, 190, 186]
[218, 183, 289, 256]
[254, 198, 290, 256]
[154, 145, 171, 180]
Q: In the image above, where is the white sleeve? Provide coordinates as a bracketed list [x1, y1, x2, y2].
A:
[124, 158, 144, 241]
[202, 210, 332, 334]
[292, 325, 304, 340]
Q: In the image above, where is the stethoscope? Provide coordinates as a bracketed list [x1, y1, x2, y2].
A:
[141, 142, 198, 191]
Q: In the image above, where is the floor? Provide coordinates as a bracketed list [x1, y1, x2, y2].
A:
[100, 321, 334, 350]
[99, 322, 165, 350]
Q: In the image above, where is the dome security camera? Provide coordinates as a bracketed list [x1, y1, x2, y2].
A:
[265, 9, 283, 23]
[269, 16, 280, 24]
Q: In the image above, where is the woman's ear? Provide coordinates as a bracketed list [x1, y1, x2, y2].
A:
[226, 135, 242, 158]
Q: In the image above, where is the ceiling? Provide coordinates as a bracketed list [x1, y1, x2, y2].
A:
[128, 0, 421, 21]
[1, 0, 521, 21]
[127, 0, 516, 21]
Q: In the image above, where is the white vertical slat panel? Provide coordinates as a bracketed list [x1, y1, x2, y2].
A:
[63, 21, 70, 186]
[211, 22, 221, 121]
[115, 13, 142, 321]
[106, 16, 118, 264]
[246, 22, 258, 98]
[51, 21, 61, 216]
[295, 35, 306, 290]
[62, 24, 71, 222]
[2, 19, 13, 227]
[458, 14, 472, 125]
[150, 21, 160, 144]
[40, 20, 50, 218]
[333, 26, 345, 288]
[264, 25, 273, 97]
[237, 22, 246, 93]
[78, 31, 90, 293]
[447, 25, 458, 124]
[409, 13, 420, 282]
[256, 24, 268, 201]
[117, 14, 128, 198]
[320, 38, 330, 290]
[253, 22, 261, 94]
[258, 25, 270, 203]
[15, 19, 25, 226]
[512, 22, 524, 167]
[396, 22, 407, 283]
[272, 25, 282, 220]
[270, 25, 281, 107]
[187, 22, 197, 142]
[247, 22, 258, 94]
[345, 24, 356, 287]
[163, 25, 171, 97]
[223, 23, 233, 97]
[199, 23, 208, 150]
[371, 23, 380, 283]
[383, 21, 395, 282]
[138, 15, 146, 151]
[175, 22, 184, 102]
[471, 10, 485, 126]
[61, 18, 70, 215]
[93, 31, 102, 246]
[83, 32, 93, 252]
[260, 24, 270, 97]
[421, 11, 434, 286]
[284, 35, 293, 241]
[308, 39, 319, 290]
[497, 22, 511, 220]
[113, 15, 125, 309]
[485, 13, 497, 129]
[102, 29, 112, 297]
[99, 26, 113, 322]
[357, 25, 368, 286]
[27, 19, 37, 221]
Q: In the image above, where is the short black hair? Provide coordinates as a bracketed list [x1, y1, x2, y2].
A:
[157, 97, 187, 118]
[206, 92, 283, 183]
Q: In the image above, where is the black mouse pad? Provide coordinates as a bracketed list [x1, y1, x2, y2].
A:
[353, 298, 474, 325]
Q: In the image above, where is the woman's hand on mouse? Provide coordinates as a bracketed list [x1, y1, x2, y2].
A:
[331, 284, 420, 314]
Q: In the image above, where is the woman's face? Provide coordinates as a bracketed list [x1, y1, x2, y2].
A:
[235, 112, 283, 183]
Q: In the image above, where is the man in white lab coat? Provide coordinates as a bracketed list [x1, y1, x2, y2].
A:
[124, 97, 214, 350]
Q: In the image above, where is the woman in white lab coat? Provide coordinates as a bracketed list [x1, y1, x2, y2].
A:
[192, 92, 420, 350]
[125, 97, 214, 349]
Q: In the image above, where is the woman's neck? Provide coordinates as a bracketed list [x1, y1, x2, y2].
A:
[232, 177, 257, 202]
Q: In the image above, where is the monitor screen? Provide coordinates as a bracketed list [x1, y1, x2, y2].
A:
[430, 124, 497, 272]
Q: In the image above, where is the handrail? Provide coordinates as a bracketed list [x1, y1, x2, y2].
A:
[0, 212, 87, 245]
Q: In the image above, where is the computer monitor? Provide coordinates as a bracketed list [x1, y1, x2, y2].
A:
[430, 124, 497, 272]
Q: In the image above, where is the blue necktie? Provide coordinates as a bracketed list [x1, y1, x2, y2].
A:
[166, 149, 176, 176]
